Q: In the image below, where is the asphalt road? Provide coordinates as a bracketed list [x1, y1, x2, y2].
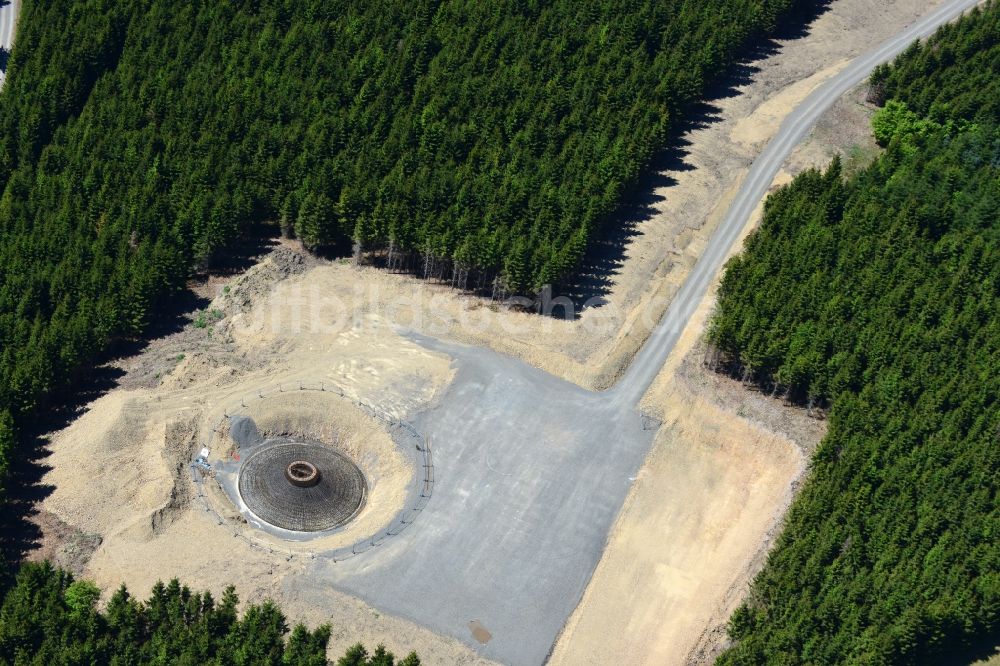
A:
[307, 3, 987, 665]
[0, 0, 19, 85]
[305, 339, 656, 665]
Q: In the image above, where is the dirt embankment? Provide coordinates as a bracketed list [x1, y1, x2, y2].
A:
[548, 0, 940, 662]
[34, 243, 500, 664]
[189, 0, 916, 398]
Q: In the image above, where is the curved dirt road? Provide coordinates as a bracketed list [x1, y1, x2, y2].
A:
[304, 3, 986, 665]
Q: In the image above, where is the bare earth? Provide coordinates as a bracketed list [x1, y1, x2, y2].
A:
[290, 0, 936, 394]
[32, 0, 950, 663]
[547, 0, 945, 662]
[39, 255, 496, 663]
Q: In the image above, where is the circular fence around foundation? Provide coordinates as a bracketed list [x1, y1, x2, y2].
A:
[189, 382, 434, 563]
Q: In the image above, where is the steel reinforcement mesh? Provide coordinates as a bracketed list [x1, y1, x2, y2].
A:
[237, 441, 366, 532]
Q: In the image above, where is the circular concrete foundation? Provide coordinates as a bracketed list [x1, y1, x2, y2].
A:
[237, 441, 366, 532]
[285, 460, 320, 487]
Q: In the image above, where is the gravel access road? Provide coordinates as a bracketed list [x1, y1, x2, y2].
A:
[0, 0, 979, 662]
[312, 3, 986, 664]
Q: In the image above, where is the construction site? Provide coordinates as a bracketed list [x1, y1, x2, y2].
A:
[27, 0, 968, 663]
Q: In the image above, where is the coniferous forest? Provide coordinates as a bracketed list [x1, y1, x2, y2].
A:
[0, 562, 417, 665]
[0, 0, 823, 661]
[5, 0, 997, 663]
[0, 0, 821, 556]
[712, 3, 1000, 663]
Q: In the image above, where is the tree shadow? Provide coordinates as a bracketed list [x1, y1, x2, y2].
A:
[0, 226, 280, 578]
[558, 0, 834, 317]
[206, 223, 281, 277]
[306, 234, 355, 262]
[941, 643, 1000, 666]
[0, 366, 125, 578]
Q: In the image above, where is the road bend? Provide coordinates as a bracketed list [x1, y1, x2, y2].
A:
[609, 0, 986, 409]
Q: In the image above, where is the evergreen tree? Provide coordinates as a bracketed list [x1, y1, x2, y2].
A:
[711, 8, 1000, 657]
[0, 563, 405, 665]
[0, 1, 829, 567]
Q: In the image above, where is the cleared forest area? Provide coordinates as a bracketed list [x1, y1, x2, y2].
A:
[0, 0, 824, 541]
